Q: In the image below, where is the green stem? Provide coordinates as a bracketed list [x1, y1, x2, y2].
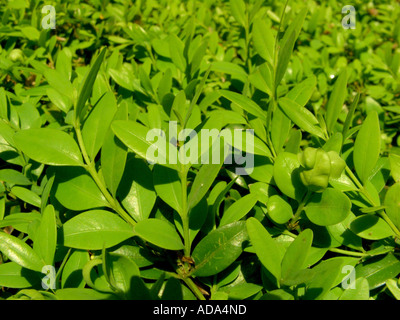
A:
[74, 125, 136, 226]
[283, 230, 367, 257]
[290, 191, 312, 226]
[55, 248, 72, 289]
[328, 247, 368, 258]
[176, 268, 206, 300]
[182, 277, 206, 300]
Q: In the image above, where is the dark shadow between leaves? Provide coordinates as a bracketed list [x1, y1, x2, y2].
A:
[291, 167, 307, 201]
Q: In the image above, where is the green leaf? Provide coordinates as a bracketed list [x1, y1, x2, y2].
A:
[101, 102, 129, 197]
[252, 17, 274, 64]
[339, 277, 370, 300]
[355, 253, 400, 290]
[11, 186, 41, 208]
[153, 164, 182, 214]
[305, 188, 351, 226]
[188, 162, 223, 211]
[275, 30, 296, 88]
[349, 215, 395, 240]
[0, 262, 40, 289]
[192, 221, 248, 277]
[229, 0, 247, 27]
[161, 277, 183, 300]
[14, 128, 84, 166]
[246, 217, 282, 282]
[106, 254, 140, 298]
[219, 90, 266, 122]
[82, 92, 117, 161]
[222, 282, 263, 300]
[0, 169, 31, 186]
[133, 218, 184, 251]
[342, 93, 360, 144]
[281, 229, 313, 284]
[271, 106, 291, 155]
[220, 193, 258, 226]
[54, 167, 109, 211]
[304, 258, 344, 300]
[0, 232, 45, 272]
[353, 111, 381, 183]
[46, 88, 72, 113]
[43, 68, 75, 103]
[286, 76, 317, 107]
[386, 278, 400, 300]
[325, 70, 348, 134]
[55, 288, 117, 300]
[33, 205, 57, 266]
[210, 61, 248, 83]
[62, 210, 134, 250]
[112, 120, 177, 167]
[168, 34, 186, 72]
[75, 47, 107, 122]
[0, 87, 8, 120]
[118, 156, 156, 221]
[248, 63, 274, 97]
[260, 289, 295, 300]
[278, 97, 325, 139]
[384, 183, 400, 231]
[61, 250, 90, 289]
[273, 152, 306, 201]
[266, 195, 293, 225]
[389, 153, 400, 183]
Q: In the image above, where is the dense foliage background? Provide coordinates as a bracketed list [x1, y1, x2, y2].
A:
[1, 0, 400, 300]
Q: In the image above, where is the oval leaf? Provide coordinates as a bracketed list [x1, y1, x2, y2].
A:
[305, 188, 351, 226]
[14, 128, 83, 166]
[62, 210, 134, 250]
[353, 111, 381, 183]
[246, 217, 282, 282]
[192, 221, 248, 277]
[134, 218, 184, 251]
[0, 232, 45, 272]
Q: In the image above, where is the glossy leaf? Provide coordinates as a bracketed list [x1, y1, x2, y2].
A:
[266, 195, 293, 225]
[62, 210, 134, 250]
[325, 70, 348, 134]
[219, 90, 266, 122]
[349, 215, 395, 240]
[252, 17, 274, 64]
[188, 162, 223, 211]
[353, 111, 381, 183]
[33, 205, 57, 266]
[133, 218, 184, 251]
[384, 183, 400, 230]
[112, 120, 177, 167]
[14, 128, 83, 166]
[153, 164, 182, 214]
[0, 232, 45, 272]
[54, 167, 109, 211]
[246, 217, 282, 282]
[305, 188, 351, 226]
[192, 221, 248, 277]
[281, 229, 313, 284]
[101, 105, 129, 197]
[278, 98, 325, 139]
[118, 157, 156, 222]
[75, 48, 107, 122]
[273, 152, 306, 201]
[82, 91, 117, 161]
[220, 193, 258, 226]
[0, 262, 40, 289]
